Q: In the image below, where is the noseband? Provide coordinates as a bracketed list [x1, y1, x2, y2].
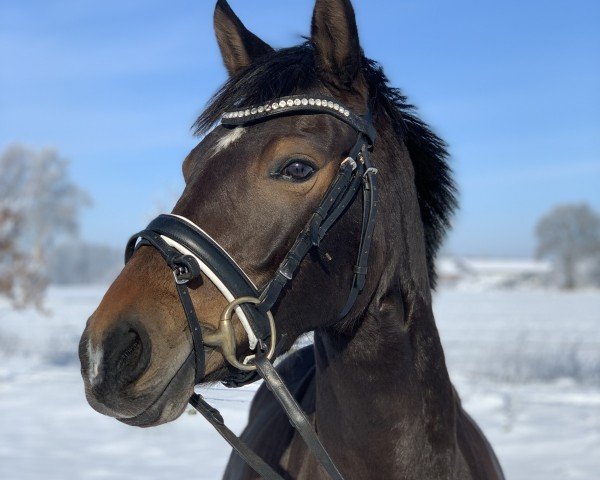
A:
[124, 94, 378, 480]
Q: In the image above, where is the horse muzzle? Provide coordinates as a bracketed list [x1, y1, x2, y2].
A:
[79, 314, 196, 426]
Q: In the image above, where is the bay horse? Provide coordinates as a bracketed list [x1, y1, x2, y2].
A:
[78, 0, 504, 478]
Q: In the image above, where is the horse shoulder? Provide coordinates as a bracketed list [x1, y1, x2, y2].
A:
[222, 344, 316, 480]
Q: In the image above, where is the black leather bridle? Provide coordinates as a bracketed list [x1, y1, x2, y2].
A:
[124, 94, 378, 480]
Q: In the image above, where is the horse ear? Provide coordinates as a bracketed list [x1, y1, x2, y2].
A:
[214, 0, 274, 76]
[311, 0, 364, 95]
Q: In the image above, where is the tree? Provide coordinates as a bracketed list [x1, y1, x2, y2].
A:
[0, 144, 89, 308]
[535, 203, 600, 289]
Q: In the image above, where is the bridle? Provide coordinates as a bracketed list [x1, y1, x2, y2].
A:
[124, 94, 378, 479]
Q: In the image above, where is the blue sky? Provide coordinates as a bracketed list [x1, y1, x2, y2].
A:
[1, 0, 599, 257]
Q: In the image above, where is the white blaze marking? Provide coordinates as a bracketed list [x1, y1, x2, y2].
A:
[88, 340, 103, 386]
[211, 127, 246, 156]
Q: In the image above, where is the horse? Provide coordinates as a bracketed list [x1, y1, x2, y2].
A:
[78, 0, 504, 478]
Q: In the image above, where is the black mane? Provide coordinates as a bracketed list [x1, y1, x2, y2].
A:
[194, 43, 457, 287]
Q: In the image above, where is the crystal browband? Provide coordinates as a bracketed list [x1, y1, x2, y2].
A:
[220, 94, 376, 143]
[223, 97, 351, 118]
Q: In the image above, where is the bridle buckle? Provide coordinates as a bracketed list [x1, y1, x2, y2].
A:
[172, 254, 201, 284]
[173, 267, 190, 284]
[364, 167, 378, 177]
[341, 156, 357, 170]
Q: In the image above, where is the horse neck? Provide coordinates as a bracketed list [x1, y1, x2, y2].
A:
[313, 288, 458, 475]
[312, 145, 458, 473]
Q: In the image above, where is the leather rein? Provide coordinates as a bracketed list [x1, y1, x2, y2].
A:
[124, 94, 378, 479]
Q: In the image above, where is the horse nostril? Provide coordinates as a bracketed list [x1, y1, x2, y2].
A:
[117, 330, 143, 376]
[103, 322, 152, 386]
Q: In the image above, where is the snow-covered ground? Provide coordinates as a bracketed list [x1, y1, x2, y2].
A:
[1, 286, 599, 479]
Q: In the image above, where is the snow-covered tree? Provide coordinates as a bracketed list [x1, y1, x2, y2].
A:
[0, 144, 89, 308]
[535, 203, 600, 289]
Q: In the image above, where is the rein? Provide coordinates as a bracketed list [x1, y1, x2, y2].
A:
[124, 94, 378, 479]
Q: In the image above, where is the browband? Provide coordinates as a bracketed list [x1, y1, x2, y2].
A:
[221, 94, 376, 145]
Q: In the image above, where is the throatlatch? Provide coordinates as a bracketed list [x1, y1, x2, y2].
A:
[125, 94, 378, 480]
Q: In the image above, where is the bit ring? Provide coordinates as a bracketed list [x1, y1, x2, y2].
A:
[204, 296, 276, 372]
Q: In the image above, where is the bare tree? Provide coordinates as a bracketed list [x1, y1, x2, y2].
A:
[0, 144, 89, 308]
[535, 203, 600, 289]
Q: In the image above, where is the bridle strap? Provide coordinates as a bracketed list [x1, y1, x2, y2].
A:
[256, 153, 360, 315]
[188, 354, 344, 480]
[175, 284, 206, 384]
[255, 355, 344, 480]
[338, 148, 378, 318]
[256, 133, 374, 323]
[189, 393, 284, 480]
[124, 231, 206, 384]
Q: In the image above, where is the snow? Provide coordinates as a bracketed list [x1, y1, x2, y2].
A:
[1, 285, 599, 479]
[434, 289, 600, 384]
[0, 366, 257, 480]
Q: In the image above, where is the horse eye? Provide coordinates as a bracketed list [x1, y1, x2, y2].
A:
[279, 161, 315, 181]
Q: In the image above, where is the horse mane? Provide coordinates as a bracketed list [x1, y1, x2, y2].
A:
[194, 43, 457, 287]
